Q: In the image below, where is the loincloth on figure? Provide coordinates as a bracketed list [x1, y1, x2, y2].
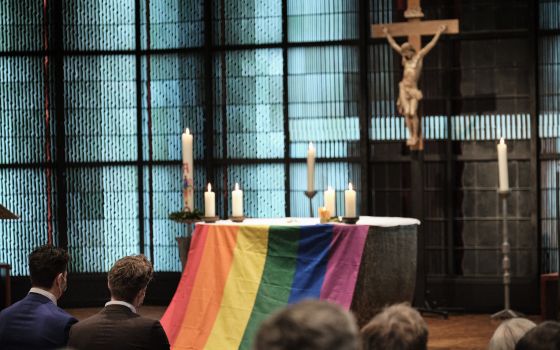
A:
[397, 82, 423, 116]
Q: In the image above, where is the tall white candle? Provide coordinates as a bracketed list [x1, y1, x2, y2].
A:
[204, 183, 215, 217]
[307, 142, 316, 192]
[324, 186, 335, 217]
[497, 138, 509, 192]
[181, 128, 194, 212]
[345, 182, 357, 218]
[232, 183, 243, 217]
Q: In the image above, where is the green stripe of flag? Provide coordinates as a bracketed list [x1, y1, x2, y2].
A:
[238, 226, 301, 349]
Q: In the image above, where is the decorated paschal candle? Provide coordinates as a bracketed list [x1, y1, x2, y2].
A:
[182, 128, 194, 212]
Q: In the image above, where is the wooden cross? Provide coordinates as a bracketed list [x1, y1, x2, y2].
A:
[372, 0, 459, 150]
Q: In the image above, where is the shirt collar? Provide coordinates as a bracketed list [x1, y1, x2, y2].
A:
[29, 287, 57, 305]
[105, 300, 137, 314]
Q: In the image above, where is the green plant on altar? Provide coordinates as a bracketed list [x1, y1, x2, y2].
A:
[168, 208, 203, 223]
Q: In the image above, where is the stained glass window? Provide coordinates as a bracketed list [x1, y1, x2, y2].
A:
[63, 0, 135, 51]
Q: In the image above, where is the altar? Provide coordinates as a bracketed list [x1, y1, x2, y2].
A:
[162, 216, 419, 350]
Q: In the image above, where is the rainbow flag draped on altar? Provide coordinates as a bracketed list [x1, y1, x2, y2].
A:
[161, 223, 369, 350]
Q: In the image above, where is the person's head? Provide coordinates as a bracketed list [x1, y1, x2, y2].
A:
[401, 42, 416, 59]
[515, 321, 560, 350]
[488, 318, 536, 350]
[107, 254, 153, 308]
[254, 299, 359, 350]
[361, 303, 428, 350]
[29, 244, 70, 299]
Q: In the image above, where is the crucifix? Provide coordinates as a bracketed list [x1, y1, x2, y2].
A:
[372, 0, 459, 150]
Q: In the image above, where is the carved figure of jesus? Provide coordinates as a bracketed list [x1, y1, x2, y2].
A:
[383, 25, 446, 146]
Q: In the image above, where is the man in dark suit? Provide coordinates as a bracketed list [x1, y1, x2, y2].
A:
[68, 254, 169, 350]
[0, 244, 77, 349]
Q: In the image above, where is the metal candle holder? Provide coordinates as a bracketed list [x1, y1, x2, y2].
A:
[491, 188, 522, 319]
[304, 191, 317, 218]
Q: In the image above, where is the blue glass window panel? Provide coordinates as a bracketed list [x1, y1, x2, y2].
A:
[213, 49, 284, 159]
[540, 36, 560, 111]
[140, 0, 204, 49]
[65, 55, 137, 162]
[540, 160, 559, 273]
[540, 0, 560, 30]
[288, 0, 358, 42]
[288, 46, 360, 158]
[142, 165, 206, 272]
[0, 0, 43, 51]
[63, 0, 135, 51]
[370, 115, 449, 141]
[66, 166, 140, 273]
[141, 54, 205, 161]
[0, 57, 55, 164]
[450, 114, 531, 141]
[370, 0, 393, 24]
[212, 0, 281, 45]
[369, 43, 398, 140]
[213, 164, 285, 218]
[289, 162, 360, 217]
[0, 169, 55, 276]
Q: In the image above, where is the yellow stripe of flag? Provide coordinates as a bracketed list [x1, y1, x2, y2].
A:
[203, 225, 269, 350]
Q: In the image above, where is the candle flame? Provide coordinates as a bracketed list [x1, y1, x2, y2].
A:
[499, 137, 505, 144]
[348, 182, 353, 191]
[185, 128, 190, 135]
[327, 186, 333, 191]
[235, 183, 239, 191]
[308, 142, 314, 150]
[207, 183, 212, 192]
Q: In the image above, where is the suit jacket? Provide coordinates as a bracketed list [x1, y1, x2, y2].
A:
[0, 292, 78, 350]
[68, 304, 170, 350]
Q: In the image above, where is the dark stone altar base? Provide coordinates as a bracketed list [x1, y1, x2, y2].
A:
[350, 225, 417, 327]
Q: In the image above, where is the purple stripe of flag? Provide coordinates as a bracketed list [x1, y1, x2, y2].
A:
[320, 224, 369, 309]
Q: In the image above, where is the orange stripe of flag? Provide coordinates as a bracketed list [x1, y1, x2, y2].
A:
[172, 225, 239, 350]
[161, 224, 211, 344]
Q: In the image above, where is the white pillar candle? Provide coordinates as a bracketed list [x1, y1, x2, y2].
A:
[204, 183, 215, 217]
[497, 138, 509, 192]
[345, 182, 357, 218]
[307, 142, 316, 192]
[181, 128, 194, 212]
[232, 183, 243, 217]
[324, 186, 335, 217]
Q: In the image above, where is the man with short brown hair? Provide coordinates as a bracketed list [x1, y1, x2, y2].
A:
[68, 255, 169, 350]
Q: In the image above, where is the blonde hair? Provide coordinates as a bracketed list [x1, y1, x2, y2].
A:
[488, 318, 536, 350]
[361, 303, 428, 350]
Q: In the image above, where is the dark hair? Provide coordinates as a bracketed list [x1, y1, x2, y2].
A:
[254, 299, 359, 350]
[29, 245, 70, 289]
[361, 303, 428, 350]
[515, 321, 560, 350]
[108, 255, 153, 303]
